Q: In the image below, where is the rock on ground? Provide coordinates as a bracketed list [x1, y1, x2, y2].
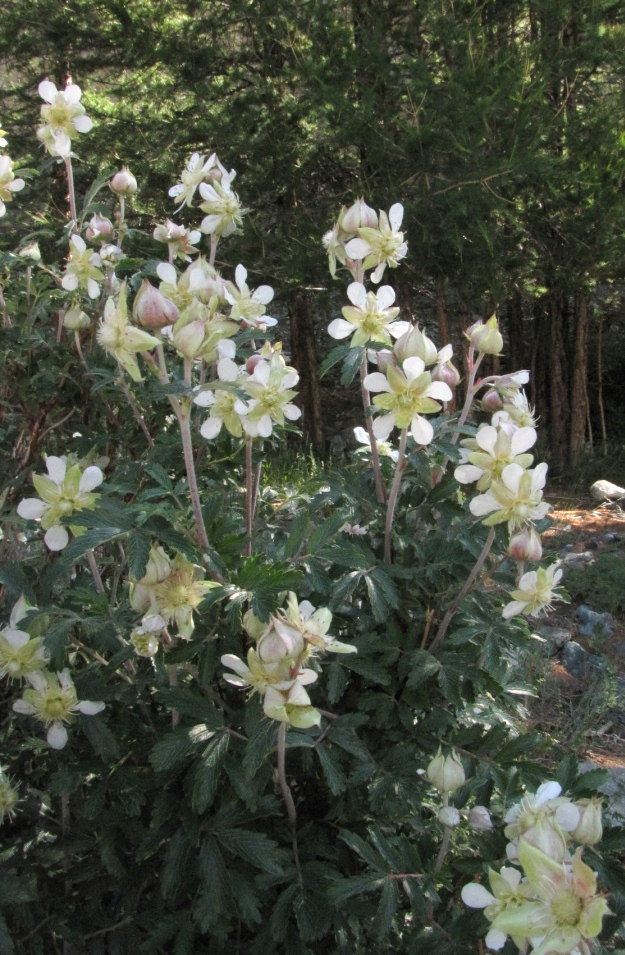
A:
[590, 480, 625, 503]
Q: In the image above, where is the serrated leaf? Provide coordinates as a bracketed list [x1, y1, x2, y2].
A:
[192, 733, 230, 813]
[142, 515, 204, 564]
[78, 715, 120, 762]
[161, 828, 194, 902]
[283, 510, 310, 558]
[316, 744, 347, 795]
[308, 511, 350, 554]
[146, 464, 173, 491]
[328, 873, 386, 904]
[0, 564, 36, 603]
[373, 879, 399, 941]
[43, 617, 78, 670]
[319, 344, 350, 379]
[236, 556, 303, 622]
[216, 829, 286, 876]
[243, 714, 279, 778]
[150, 724, 215, 772]
[63, 527, 122, 561]
[157, 688, 225, 727]
[340, 346, 365, 386]
[341, 655, 391, 686]
[127, 529, 151, 579]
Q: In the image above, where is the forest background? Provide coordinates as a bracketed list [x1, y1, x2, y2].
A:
[1, 0, 625, 475]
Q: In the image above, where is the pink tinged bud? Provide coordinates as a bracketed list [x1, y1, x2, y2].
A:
[432, 361, 461, 388]
[572, 799, 603, 845]
[341, 197, 379, 233]
[63, 308, 90, 330]
[438, 806, 461, 827]
[173, 319, 206, 358]
[481, 388, 504, 412]
[467, 315, 503, 356]
[133, 279, 179, 328]
[508, 528, 542, 562]
[246, 354, 263, 375]
[109, 166, 137, 196]
[468, 806, 494, 831]
[85, 214, 115, 243]
[376, 349, 395, 374]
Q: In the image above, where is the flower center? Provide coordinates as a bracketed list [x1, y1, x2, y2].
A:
[40, 689, 75, 723]
[551, 890, 583, 927]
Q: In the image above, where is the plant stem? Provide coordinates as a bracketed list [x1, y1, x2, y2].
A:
[209, 234, 218, 268]
[245, 435, 254, 556]
[429, 526, 496, 653]
[450, 348, 484, 447]
[64, 156, 78, 231]
[86, 549, 105, 594]
[384, 428, 408, 563]
[117, 365, 155, 448]
[61, 792, 74, 955]
[169, 664, 180, 727]
[360, 355, 386, 504]
[179, 408, 210, 549]
[277, 723, 303, 889]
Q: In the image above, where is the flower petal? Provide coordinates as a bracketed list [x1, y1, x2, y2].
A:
[78, 466, 103, 493]
[75, 700, 105, 715]
[38, 80, 58, 103]
[388, 202, 404, 231]
[47, 722, 68, 749]
[17, 498, 47, 520]
[200, 417, 223, 439]
[346, 282, 367, 309]
[363, 372, 392, 393]
[44, 525, 69, 551]
[73, 114, 93, 133]
[402, 356, 426, 382]
[461, 884, 496, 909]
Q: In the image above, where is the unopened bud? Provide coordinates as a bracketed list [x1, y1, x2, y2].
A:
[395, 325, 438, 366]
[438, 806, 461, 827]
[63, 308, 90, 330]
[85, 214, 115, 243]
[508, 528, 542, 562]
[342, 197, 378, 233]
[19, 242, 41, 261]
[110, 166, 137, 197]
[572, 799, 603, 846]
[375, 349, 395, 374]
[481, 388, 504, 412]
[466, 315, 503, 356]
[426, 748, 466, 794]
[432, 360, 461, 388]
[173, 318, 206, 358]
[468, 806, 493, 831]
[142, 545, 171, 586]
[246, 354, 263, 375]
[133, 279, 179, 329]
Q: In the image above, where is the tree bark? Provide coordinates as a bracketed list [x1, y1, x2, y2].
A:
[548, 292, 570, 474]
[507, 291, 525, 371]
[288, 289, 325, 457]
[568, 295, 588, 468]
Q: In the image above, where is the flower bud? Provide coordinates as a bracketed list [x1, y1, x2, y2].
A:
[508, 528, 543, 562]
[129, 582, 152, 614]
[571, 799, 603, 846]
[426, 748, 465, 794]
[109, 166, 137, 197]
[0, 778, 19, 822]
[63, 308, 90, 330]
[133, 279, 179, 329]
[19, 242, 41, 261]
[341, 197, 378, 233]
[481, 388, 504, 412]
[438, 806, 461, 827]
[85, 214, 115, 243]
[395, 325, 438, 366]
[468, 806, 494, 831]
[432, 359, 461, 388]
[466, 315, 503, 356]
[245, 354, 263, 375]
[173, 318, 206, 358]
[142, 545, 171, 586]
[375, 349, 395, 374]
[522, 817, 567, 861]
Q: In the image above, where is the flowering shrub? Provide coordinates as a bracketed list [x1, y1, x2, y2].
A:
[0, 82, 622, 953]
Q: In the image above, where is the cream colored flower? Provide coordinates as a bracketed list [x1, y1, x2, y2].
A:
[37, 80, 93, 157]
[13, 669, 104, 749]
[153, 219, 202, 261]
[169, 152, 217, 209]
[0, 629, 48, 681]
[328, 282, 408, 347]
[0, 155, 25, 217]
[17, 455, 103, 551]
[154, 555, 217, 639]
[502, 564, 563, 619]
[193, 358, 250, 439]
[97, 283, 160, 381]
[455, 423, 537, 491]
[199, 169, 246, 237]
[61, 235, 104, 300]
[241, 352, 301, 438]
[225, 264, 277, 329]
[344, 203, 408, 282]
[364, 356, 452, 445]
[470, 462, 550, 530]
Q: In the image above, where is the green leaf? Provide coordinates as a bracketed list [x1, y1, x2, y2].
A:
[157, 688, 225, 727]
[0, 914, 14, 955]
[243, 714, 278, 779]
[150, 724, 215, 772]
[161, 828, 194, 902]
[78, 715, 120, 762]
[364, 568, 400, 622]
[146, 464, 174, 491]
[44, 616, 78, 670]
[373, 879, 399, 941]
[127, 529, 152, 579]
[192, 733, 230, 813]
[80, 165, 116, 217]
[316, 744, 347, 795]
[340, 346, 365, 386]
[308, 511, 350, 554]
[319, 344, 350, 379]
[283, 510, 310, 558]
[496, 731, 543, 764]
[142, 515, 204, 565]
[0, 564, 36, 603]
[328, 873, 386, 904]
[216, 829, 286, 876]
[63, 526, 123, 561]
[341, 655, 391, 686]
[236, 556, 303, 622]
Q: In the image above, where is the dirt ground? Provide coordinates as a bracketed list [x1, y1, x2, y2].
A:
[526, 493, 625, 769]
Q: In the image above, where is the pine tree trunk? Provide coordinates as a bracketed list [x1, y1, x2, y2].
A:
[507, 291, 525, 371]
[568, 295, 588, 468]
[548, 292, 570, 474]
[288, 289, 325, 457]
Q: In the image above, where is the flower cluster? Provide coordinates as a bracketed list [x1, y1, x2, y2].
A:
[129, 545, 217, 643]
[323, 197, 407, 283]
[0, 122, 25, 218]
[462, 782, 610, 955]
[222, 593, 356, 727]
[17, 455, 104, 551]
[36, 80, 93, 158]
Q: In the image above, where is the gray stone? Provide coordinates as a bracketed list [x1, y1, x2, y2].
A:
[580, 761, 625, 825]
[537, 625, 573, 655]
[560, 544, 575, 553]
[603, 533, 621, 543]
[575, 605, 614, 639]
[560, 641, 605, 680]
[590, 480, 625, 503]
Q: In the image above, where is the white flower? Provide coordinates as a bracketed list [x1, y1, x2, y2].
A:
[153, 219, 202, 261]
[199, 169, 246, 237]
[353, 426, 399, 462]
[502, 564, 564, 619]
[17, 456, 104, 551]
[470, 463, 550, 530]
[61, 235, 104, 300]
[241, 352, 301, 438]
[0, 629, 48, 681]
[36, 80, 93, 157]
[13, 668, 104, 749]
[327, 282, 408, 347]
[193, 357, 250, 439]
[364, 356, 452, 445]
[344, 203, 408, 282]
[169, 152, 217, 209]
[224, 264, 277, 329]
[0, 155, 25, 217]
[130, 614, 165, 658]
[455, 424, 537, 491]
[97, 283, 160, 381]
